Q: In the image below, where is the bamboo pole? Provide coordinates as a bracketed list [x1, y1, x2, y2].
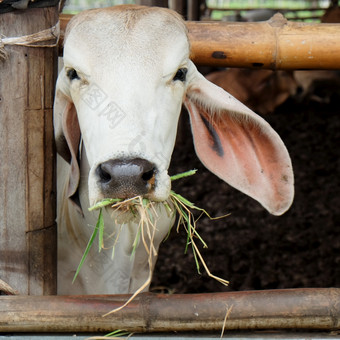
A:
[187, 14, 340, 69]
[59, 13, 340, 70]
[0, 288, 339, 333]
[206, 6, 327, 12]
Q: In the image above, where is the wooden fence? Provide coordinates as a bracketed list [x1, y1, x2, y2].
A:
[0, 3, 339, 335]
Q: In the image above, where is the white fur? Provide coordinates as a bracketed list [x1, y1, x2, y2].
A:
[55, 6, 294, 295]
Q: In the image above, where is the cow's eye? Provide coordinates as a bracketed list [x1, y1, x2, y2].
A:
[66, 68, 80, 81]
[173, 68, 188, 82]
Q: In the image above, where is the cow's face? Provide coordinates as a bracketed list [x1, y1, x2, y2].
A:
[54, 5, 294, 216]
[56, 6, 190, 205]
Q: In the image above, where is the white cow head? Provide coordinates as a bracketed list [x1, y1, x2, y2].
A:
[54, 5, 294, 219]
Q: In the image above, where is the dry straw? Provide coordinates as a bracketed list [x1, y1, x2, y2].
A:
[74, 170, 230, 315]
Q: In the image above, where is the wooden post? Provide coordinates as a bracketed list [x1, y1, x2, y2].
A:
[187, 0, 201, 20]
[0, 7, 58, 295]
[169, 0, 185, 16]
[135, 0, 168, 7]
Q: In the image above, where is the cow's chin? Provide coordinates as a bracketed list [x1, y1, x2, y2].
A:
[105, 204, 141, 225]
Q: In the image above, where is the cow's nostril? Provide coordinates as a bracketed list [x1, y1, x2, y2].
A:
[97, 164, 112, 183]
[142, 168, 155, 182]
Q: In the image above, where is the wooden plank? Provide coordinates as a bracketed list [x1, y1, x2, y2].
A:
[0, 42, 29, 294]
[59, 13, 340, 69]
[0, 7, 58, 295]
[0, 289, 339, 333]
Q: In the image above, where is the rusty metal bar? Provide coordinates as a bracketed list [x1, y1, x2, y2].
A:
[0, 288, 339, 333]
[59, 13, 340, 70]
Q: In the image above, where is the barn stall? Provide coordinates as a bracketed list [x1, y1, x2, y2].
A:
[0, 0, 339, 338]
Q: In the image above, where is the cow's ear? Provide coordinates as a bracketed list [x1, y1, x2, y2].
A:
[184, 61, 294, 216]
[54, 68, 81, 210]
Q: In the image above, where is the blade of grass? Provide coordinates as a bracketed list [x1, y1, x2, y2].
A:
[171, 190, 230, 221]
[104, 329, 131, 338]
[170, 192, 208, 248]
[170, 169, 197, 181]
[73, 209, 102, 283]
[170, 194, 202, 273]
[88, 198, 122, 211]
[170, 190, 195, 207]
[98, 209, 104, 252]
[131, 225, 141, 258]
[86, 329, 131, 339]
[171, 197, 191, 253]
[110, 224, 124, 260]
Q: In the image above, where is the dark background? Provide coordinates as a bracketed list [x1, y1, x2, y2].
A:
[151, 87, 340, 294]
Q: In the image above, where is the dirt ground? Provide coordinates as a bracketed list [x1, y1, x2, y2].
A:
[151, 85, 340, 294]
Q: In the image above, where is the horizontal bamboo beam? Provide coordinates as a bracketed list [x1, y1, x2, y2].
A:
[186, 14, 340, 69]
[206, 6, 327, 12]
[59, 13, 340, 70]
[0, 288, 339, 333]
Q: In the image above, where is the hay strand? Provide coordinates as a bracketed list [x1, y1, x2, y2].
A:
[75, 170, 230, 314]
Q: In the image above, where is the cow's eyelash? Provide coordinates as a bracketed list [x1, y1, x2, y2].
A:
[66, 68, 80, 81]
[173, 68, 188, 82]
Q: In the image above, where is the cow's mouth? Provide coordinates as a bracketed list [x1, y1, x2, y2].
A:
[90, 194, 172, 226]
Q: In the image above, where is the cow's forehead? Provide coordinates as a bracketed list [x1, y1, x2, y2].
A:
[64, 7, 189, 74]
[65, 6, 188, 51]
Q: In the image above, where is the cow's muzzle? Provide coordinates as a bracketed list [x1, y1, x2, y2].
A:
[96, 158, 156, 199]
